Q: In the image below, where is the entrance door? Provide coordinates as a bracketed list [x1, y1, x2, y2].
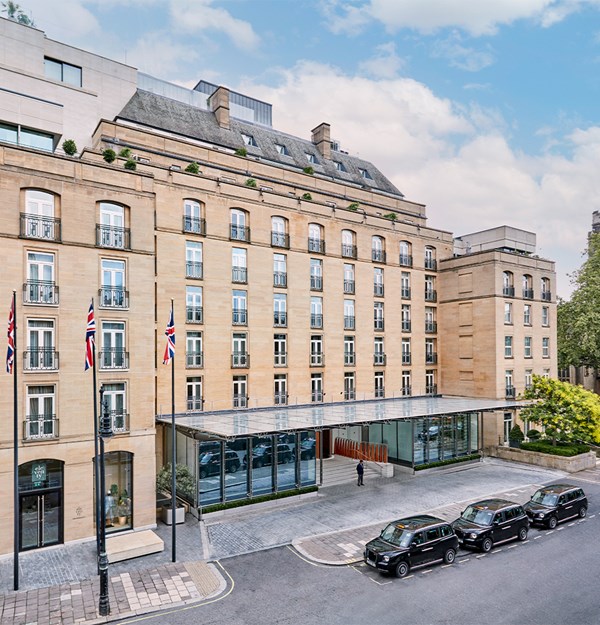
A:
[20, 491, 62, 551]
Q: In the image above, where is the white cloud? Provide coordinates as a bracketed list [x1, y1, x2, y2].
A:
[124, 33, 201, 79]
[358, 42, 405, 78]
[19, 0, 102, 43]
[431, 32, 495, 71]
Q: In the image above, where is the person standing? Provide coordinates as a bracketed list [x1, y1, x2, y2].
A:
[356, 459, 364, 486]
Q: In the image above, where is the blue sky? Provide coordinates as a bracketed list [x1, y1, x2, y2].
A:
[16, 0, 600, 297]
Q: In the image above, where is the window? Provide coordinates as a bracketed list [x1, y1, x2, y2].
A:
[98, 203, 128, 249]
[503, 271, 514, 297]
[274, 334, 287, 367]
[344, 335, 355, 366]
[274, 375, 287, 405]
[399, 241, 412, 267]
[542, 337, 550, 358]
[374, 337, 385, 365]
[241, 133, 258, 147]
[401, 338, 411, 365]
[522, 274, 533, 299]
[44, 57, 82, 87]
[2, 122, 54, 151]
[311, 297, 323, 328]
[274, 294, 287, 327]
[344, 372, 355, 400]
[344, 264, 355, 294]
[541, 277, 551, 301]
[374, 302, 384, 331]
[401, 272, 411, 299]
[425, 275, 436, 301]
[426, 370, 436, 395]
[275, 143, 290, 156]
[374, 372, 385, 398]
[232, 333, 249, 368]
[186, 241, 203, 280]
[402, 304, 411, 332]
[425, 338, 437, 364]
[344, 299, 355, 330]
[233, 376, 248, 408]
[186, 331, 203, 368]
[271, 216, 289, 248]
[358, 168, 372, 179]
[504, 302, 512, 324]
[310, 258, 323, 291]
[273, 253, 287, 287]
[103, 383, 128, 433]
[424, 247, 437, 270]
[425, 307, 436, 333]
[372, 236, 386, 263]
[183, 199, 205, 235]
[100, 259, 127, 308]
[504, 336, 513, 358]
[101, 321, 127, 369]
[26, 319, 57, 370]
[310, 335, 323, 366]
[232, 290, 247, 325]
[305, 153, 318, 164]
[22, 190, 59, 241]
[525, 369, 533, 390]
[186, 377, 203, 411]
[542, 368, 550, 379]
[402, 371, 411, 396]
[374, 267, 384, 297]
[232, 247, 248, 283]
[25, 385, 57, 439]
[505, 371, 515, 398]
[230, 209, 250, 242]
[25, 251, 57, 304]
[523, 304, 531, 326]
[311, 374, 323, 402]
[542, 306, 549, 327]
[334, 161, 346, 172]
[341, 229, 357, 259]
[308, 223, 325, 254]
[524, 336, 532, 359]
[186, 286, 203, 324]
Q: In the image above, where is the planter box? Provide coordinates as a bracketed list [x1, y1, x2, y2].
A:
[160, 505, 185, 525]
[488, 446, 596, 473]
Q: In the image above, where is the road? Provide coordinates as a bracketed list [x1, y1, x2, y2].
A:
[116, 476, 600, 625]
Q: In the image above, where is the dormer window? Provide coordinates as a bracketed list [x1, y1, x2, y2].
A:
[241, 133, 258, 147]
[358, 168, 372, 179]
[334, 161, 346, 172]
[275, 143, 290, 156]
[306, 153, 318, 164]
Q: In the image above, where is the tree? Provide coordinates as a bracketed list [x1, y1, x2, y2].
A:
[1, 2, 35, 26]
[520, 375, 600, 445]
[558, 232, 600, 369]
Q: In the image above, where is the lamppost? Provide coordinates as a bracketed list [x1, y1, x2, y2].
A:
[98, 385, 113, 617]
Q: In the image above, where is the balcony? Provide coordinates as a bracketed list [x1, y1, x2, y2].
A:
[426, 384, 438, 396]
[374, 387, 385, 398]
[424, 258, 437, 270]
[186, 261, 203, 280]
[274, 312, 287, 327]
[341, 244, 357, 259]
[310, 353, 324, 367]
[372, 249, 386, 263]
[311, 391, 324, 403]
[20, 214, 61, 242]
[399, 254, 413, 267]
[186, 306, 203, 324]
[109, 411, 129, 434]
[183, 215, 206, 235]
[503, 286, 515, 297]
[373, 353, 386, 366]
[230, 224, 250, 242]
[424, 289, 437, 302]
[273, 272, 287, 288]
[310, 275, 323, 291]
[308, 238, 325, 254]
[232, 267, 248, 283]
[187, 398, 204, 412]
[96, 224, 130, 249]
[343, 280, 355, 294]
[401, 321, 412, 332]
[231, 353, 250, 368]
[274, 352, 287, 367]
[344, 353, 355, 366]
[344, 390, 356, 400]
[232, 309, 248, 325]
[344, 315, 355, 330]
[99, 287, 129, 309]
[374, 284, 384, 297]
[425, 321, 437, 333]
[522, 288, 534, 300]
[24, 415, 59, 440]
[425, 352, 438, 365]
[374, 319, 385, 331]
[401, 353, 411, 366]
[23, 349, 58, 371]
[23, 281, 59, 305]
[186, 351, 204, 368]
[274, 393, 288, 406]
[271, 231, 290, 248]
[311, 313, 323, 329]
[401, 287, 411, 300]
[505, 386, 516, 399]
[233, 394, 248, 408]
[99, 349, 129, 369]
[541, 291, 552, 302]
[401, 386, 412, 397]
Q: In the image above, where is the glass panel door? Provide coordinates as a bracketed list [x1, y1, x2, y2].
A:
[20, 494, 40, 550]
[20, 491, 62, 550]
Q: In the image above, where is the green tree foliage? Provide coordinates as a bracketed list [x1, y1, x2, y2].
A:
[2, 2, 35, 25]
[156, 464, 195, 500]
[521, 375, 600, 444]
[558, 232, 600, 369]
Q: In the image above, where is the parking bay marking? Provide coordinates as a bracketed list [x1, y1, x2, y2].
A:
[458, 558, 470, 564]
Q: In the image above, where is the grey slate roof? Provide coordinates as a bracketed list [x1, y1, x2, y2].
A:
[116, 90, 403, 197]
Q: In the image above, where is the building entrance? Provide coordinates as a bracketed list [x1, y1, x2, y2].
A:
[20, 491, 62, 551]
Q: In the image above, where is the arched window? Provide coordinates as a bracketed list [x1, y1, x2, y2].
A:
[230, 209, 250, 242]
[271, 216, 289, 248]
[399, 241, 412, 267]
[541, 277, 551, 301]
[183, 199, 205, 235]
[341, 229, 356, 259]
[308, 223, 325, 254]
[22, 190, 59, 241]
[522, 274, 533, 299]
[503, 271, 514, 297]
[98, 202, 129, 249]
[424, 246, 436, 270]
[372, 236, 386, 263]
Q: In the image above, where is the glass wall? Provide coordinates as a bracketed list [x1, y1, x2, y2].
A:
[300, 431, 317, 486]
[104, 451, 133, 533]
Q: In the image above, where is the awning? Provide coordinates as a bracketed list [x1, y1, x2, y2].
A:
[156, 395, 524, 439]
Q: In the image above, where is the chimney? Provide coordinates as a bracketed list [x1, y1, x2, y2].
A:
[311, 122, 331, 160]
[208, 86, 230, 130]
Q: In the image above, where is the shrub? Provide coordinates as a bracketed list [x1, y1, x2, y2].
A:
[526, 428, 541, 440]
[118, 147, 132, 158]
[124, 158, 137, 171]
[102, 148, 116, 163]
[302, 192, 312, 200]
[414, 454, 481, 471]
[509, 424, 524, 441]
[156, 464, 195, 501]
[383, 212, 397, 221]
[303, 166, 314, 175]
[62, 139, 77, 156]
[520, 441, 590, 457]
[185, 161, 200, 174]
[201, 485, 318, 514]
[245, 178, 257, 188]
[235, 147, 248, 157]
[347, 202, 360, 211]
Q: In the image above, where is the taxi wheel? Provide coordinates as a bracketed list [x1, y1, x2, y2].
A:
[443, 548, 456, 564]
[395, 560, 410, 578]
[518, 527, 528, 541]
[481, 537, 493, 553]
[578, 506, 587, 518]
[547, 516, 558, 529]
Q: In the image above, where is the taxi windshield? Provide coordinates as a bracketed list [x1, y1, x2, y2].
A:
[380, 523, 413, 548]
[461, 505, 493, 526]
[531, 491, 558, 506]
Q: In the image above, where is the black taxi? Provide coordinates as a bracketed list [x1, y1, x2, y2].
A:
[523, 484, 587, 529]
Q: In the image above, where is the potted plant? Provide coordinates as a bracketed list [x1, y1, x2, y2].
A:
[235, 147, 248, 157]
[245, 178, 257, 188]
[157, 464, 194, 525]
[303, 166, 314, 175]
[102, 148, 116, 163]
[509, 424, 524, 448]
[124, 158, 137, 171]
[185, 161, 200, 174]
[62, 139, 77, 156]
[302, 192, 312, 200]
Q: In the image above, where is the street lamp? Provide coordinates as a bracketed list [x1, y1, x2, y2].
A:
[98, 385, 113, 617]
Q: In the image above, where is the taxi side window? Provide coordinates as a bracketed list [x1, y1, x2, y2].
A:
[504, 507, 517, 520]
[558, 495, 566, 505]
[412, 532, 424, 545]
[493, 511, 505, 524]
[440, 524, 452, 537]
[425, 527, 440, 542]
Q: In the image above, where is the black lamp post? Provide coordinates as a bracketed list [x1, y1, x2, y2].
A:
[98, 385, 113, 617]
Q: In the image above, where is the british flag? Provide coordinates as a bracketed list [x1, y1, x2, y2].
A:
[6, 296, 15, 374]
[84, 300, 96, 371]
[163, 307, 175, 365]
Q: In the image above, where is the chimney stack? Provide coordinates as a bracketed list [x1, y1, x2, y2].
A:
[208, 86, 230, 130]
[311, 122, 331, 160]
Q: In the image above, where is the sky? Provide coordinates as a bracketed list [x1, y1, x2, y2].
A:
[13, 0, 600, 298]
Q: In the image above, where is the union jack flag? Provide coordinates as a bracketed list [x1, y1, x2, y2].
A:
[6, 296, 15, 374]
[163, 307, 175, 365]
[84, 300, 96, 371]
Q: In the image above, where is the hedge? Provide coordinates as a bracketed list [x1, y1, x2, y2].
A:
[201, 485, 318, 514]
[519, 441, 590, 457]
[414, 453, 481, 471]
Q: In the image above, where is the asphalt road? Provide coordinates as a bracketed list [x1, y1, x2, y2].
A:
[117, 476, 600, 625]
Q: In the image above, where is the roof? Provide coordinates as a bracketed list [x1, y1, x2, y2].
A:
[471, 499, 516, 510]
[116, 90, 403, 196]
[392, 515, 446, 529]
[156, 395, 525, 439]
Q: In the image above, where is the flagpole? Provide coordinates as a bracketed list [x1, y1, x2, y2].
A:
[12, 290, 19, 591]
[89, 298, 101, 562]
[170, 299, 176, 563]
